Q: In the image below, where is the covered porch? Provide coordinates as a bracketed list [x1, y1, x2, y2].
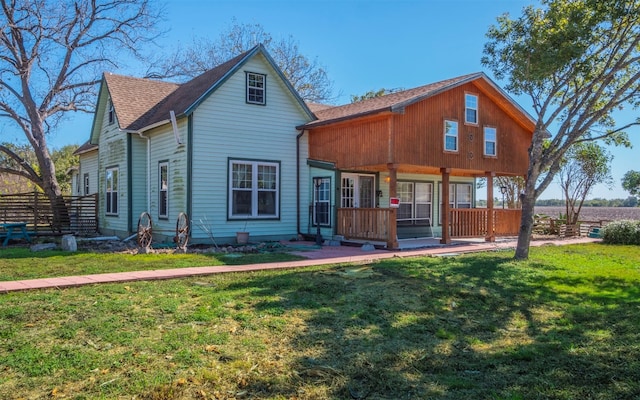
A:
[336, 199, 522, 249]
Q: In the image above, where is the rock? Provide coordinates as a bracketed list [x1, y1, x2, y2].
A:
[361, 243, 376, 251]
[61, 235, 78, 252]
[31, 243, 57, 252]
[137, 246, 154, 254]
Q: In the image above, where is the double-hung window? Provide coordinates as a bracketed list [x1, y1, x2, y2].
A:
[105, 167, 118, 216]
[313, 177, 331, 226]
[397, 182, 433, 226]
[444, 120, 458, 152]
[484, 126, 497, 156]
[246, 72, 266, 105]
[438, 182, 473, 224]
[465, 93, 478, 125]
[229, 160, 279, 218]
[159, 162, 169, 219]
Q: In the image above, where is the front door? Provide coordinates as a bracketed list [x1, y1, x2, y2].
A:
[341, 174, 375, 208]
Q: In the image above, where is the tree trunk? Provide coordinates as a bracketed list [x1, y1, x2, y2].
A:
[33, 130, 70, 231]
[514, 188, 536, 260]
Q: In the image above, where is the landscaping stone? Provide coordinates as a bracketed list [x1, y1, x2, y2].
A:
[361, 243, 376, 251]
[61, 235, 78, 252]
[30, 243, 57, 252]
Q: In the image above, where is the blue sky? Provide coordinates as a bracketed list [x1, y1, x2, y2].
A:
[39, 0, 639, 200]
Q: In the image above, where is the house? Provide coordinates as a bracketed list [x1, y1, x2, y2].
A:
[77, 45, 534, 248]
[71, 141, 98, 197]
[298, 72, 535, 248]
[77, 44, 315, 243]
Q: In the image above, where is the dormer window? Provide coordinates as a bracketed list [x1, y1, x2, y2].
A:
[107, 98, 115, 125]
[465, 93, 478, 125]
[246, 72, 266, 105]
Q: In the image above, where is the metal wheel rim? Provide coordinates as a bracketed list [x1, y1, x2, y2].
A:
[137, 212, 153, 248]
[175, 212, 189, 249]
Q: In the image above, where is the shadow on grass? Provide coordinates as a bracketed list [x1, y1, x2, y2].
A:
[222, 250, 640, 399]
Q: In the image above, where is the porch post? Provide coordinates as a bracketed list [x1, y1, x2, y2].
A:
[485, 171, 495, 242]
[387, 163, 398, 249]
[440, 168, 451, 244]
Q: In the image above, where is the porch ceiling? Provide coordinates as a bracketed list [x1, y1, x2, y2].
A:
[343, 163, 522, 178]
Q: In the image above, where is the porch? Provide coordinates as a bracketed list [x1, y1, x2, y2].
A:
[336, 207, 522, 249]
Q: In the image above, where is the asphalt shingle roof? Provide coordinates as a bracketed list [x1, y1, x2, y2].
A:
[302, 72, 484, 128]
[104, 49, 252, 131]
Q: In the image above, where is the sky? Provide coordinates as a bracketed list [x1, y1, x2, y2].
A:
[31, 0, 640, 200]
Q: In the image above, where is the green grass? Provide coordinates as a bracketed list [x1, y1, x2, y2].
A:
[1, 243, 639, 399]
[0, 247, 303, 281]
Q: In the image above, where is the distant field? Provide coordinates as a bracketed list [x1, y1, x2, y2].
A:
[535, 206, 640, 221]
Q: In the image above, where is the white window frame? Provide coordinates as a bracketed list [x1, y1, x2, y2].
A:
[246, 72, 266, 105]
[107, 98, 115, 125]
[465, 93, 478, 125]
[484, 126, 497, 157]
[159, 161, 169, 219]
[229, 159, 279, 219]
[313, 177, 331, 227]
[444, 120, 458, 152]
[397, 182, 433, 226]
[438, 182, 473, 225]
[105, 167, 119, 216]
[75, 173, 80, 194]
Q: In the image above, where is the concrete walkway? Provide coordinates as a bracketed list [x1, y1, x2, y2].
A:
[0, 236, 600, 293]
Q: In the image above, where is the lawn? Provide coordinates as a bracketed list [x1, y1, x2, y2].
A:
[0, 247, 304, 281]
[1, 243, 639, 399]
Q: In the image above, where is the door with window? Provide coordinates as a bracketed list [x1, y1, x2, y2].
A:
[341, 174, 375, 208]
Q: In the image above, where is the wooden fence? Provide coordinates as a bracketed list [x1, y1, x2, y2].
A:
[0, 192, 98, 235]
[450, 208, 521, 238]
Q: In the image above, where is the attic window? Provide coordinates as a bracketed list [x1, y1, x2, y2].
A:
[465, 93, 478, 125]
[107, 98, 115, 125]
[246, 72, 266, 105]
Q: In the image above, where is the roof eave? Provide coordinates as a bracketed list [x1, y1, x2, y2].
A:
[298, 107, 394, 130]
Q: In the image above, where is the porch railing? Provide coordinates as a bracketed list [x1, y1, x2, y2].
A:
[337, 208, 396, 243]
[450, 208, 521, 237]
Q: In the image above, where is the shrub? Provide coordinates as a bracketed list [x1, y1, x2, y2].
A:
[601, 220, 640, 245]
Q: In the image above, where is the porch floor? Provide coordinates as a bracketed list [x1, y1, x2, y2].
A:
[343, 236, 519, 250]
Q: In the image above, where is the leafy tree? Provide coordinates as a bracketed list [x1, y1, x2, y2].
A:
[149, 19, 334, 103]
[482, 0, 640, 259]
[350, 88, 404, 103]
[558, 142, 612, 224]
[0, 0, 160, 228]
[51, 145, 80, 195]
[621, 170, 640, 198]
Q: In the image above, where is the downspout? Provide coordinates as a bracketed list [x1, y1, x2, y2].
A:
[296, 129, 306, 236]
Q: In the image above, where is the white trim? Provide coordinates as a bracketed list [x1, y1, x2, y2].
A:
[444, 119, 459, 152]
[464, 93, 478, 125]
[105, 167, 119, 216]
[159, 161, 169, 219]
[229, 159, 280, 219]
[484, 126, 497, 157]
[246, 72, 266, 105]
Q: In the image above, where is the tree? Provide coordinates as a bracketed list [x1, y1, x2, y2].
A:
[148, 19, 334, 103]
[0, 142, 38, 194]
[0, 0, 160, 228]
[350, 88, 404, 103]
[558, 142, 612, 224]
[476, 176, 525, 208]
[482, 0, 640, 259]
[621, 170, 640, 199]
[51, 145, 79, 195]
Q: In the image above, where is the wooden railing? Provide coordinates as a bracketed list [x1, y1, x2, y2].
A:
[450, 208, 521, 238]
[0, 192, 98, 235]
[337, 208, 396, 245]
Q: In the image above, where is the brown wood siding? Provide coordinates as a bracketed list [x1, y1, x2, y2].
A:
[392, 82, 530, 176]
[307, 81, 533, 176]
[308, 115, 391, 169]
